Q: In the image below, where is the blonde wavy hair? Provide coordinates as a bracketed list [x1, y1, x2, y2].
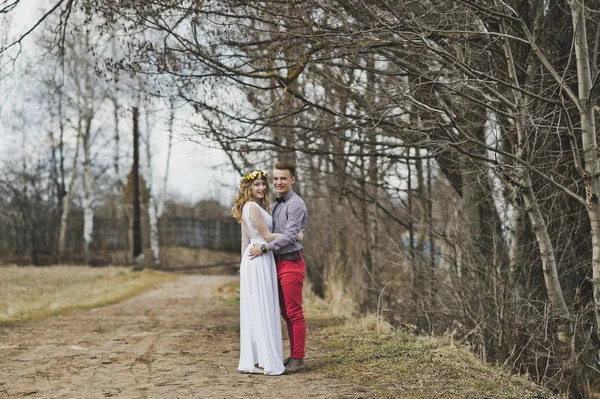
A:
[231, 171, 271, 222]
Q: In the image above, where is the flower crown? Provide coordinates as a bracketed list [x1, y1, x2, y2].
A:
[241, 169, 269, 183]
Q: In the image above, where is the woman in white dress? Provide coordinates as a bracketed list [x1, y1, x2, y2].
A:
[231, 169, 285, 375]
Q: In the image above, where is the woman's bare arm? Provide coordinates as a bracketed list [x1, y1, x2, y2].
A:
[249, 204, 279, 242]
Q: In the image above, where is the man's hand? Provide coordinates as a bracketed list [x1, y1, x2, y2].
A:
[248, 244, 263, 259]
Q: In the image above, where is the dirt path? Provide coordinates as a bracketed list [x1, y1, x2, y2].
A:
[0, 275, 361, 399]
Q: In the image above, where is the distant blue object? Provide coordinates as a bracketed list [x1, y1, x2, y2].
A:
[402, 236, 442, 268]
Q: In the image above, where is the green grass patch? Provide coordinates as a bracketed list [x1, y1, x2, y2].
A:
[0, 265, 178, 323]
[310, 315, 560, 399]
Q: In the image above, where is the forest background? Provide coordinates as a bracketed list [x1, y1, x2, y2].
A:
[2, 0, 600, 397]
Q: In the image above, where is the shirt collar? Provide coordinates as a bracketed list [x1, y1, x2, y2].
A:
[277, 190, 294, 203]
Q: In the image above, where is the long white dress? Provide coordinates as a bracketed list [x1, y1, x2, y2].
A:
[237, 202, 285, 375]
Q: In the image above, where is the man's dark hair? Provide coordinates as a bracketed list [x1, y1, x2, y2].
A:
[274, 161, 296, 177]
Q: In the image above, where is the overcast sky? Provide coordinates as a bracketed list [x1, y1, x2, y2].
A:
[0, 2, 241, 206]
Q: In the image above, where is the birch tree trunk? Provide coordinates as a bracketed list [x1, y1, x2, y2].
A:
[61, 27, 104, 267]
[567, 0, 600, 349]
[145, 107, 160, 266]
[58, 132, 81, 264]
[519, 174, 581, 397]
[82, 116, 94, 266]
[157, 98, 174, 218]
[495, 3, 584, 392]
[520, 184, 568, 318]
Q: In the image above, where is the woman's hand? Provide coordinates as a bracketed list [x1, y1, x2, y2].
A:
[296, 229, 305, 242]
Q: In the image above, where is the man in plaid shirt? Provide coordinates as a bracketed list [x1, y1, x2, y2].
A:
[249, 162, 308, 374]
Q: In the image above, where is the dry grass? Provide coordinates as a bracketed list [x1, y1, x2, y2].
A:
[0, 265, 177, 323]
[302, 277, 561, 398]
[307, 314, 562, 399]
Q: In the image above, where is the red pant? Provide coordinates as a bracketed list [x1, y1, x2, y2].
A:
[276, 254, 306, 359]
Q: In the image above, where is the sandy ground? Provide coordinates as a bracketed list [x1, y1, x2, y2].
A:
[0, 275, 364, 399]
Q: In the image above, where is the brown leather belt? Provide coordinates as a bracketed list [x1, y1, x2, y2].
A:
[277, 251, 302, 261]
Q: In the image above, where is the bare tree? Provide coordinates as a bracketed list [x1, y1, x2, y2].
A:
[144, 103, 160, 266]
[132, 106, 142, 268]
[8, 0, 600, 394]
[57, 132, 80, 263]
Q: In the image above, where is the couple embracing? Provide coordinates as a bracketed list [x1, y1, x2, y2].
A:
[231, 162, 307, 376]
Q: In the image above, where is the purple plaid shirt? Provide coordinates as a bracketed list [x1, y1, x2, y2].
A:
[266, 190, 307, 255]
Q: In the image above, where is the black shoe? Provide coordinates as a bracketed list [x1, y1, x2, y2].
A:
[283, 357, 292, 367]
